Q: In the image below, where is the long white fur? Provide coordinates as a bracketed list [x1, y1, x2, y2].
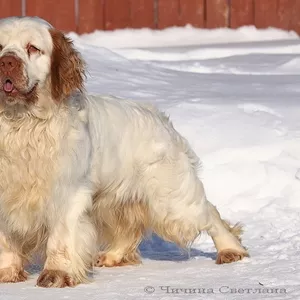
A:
[0, 17, 248, 286]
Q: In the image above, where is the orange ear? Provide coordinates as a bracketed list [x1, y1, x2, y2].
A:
[49, 29, 85, 101]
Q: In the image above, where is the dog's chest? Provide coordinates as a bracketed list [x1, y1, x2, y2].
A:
[0, 118, 61, 232]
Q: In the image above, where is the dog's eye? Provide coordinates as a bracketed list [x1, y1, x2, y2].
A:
[27, 45, 40, 56]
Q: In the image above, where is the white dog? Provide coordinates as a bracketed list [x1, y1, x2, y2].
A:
[0, 17, 248, 288]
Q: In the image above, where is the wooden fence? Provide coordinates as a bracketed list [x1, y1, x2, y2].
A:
[0, 0, 300, 34]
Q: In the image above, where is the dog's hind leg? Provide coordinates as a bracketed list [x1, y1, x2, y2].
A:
[205, 202, 249, 264]
[143, 153, 249, 263]
[93, 197, 149, 267]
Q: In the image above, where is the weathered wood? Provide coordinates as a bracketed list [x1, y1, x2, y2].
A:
[26, 0, 76, 32]
[206, 0, 230, 28]
[131, 0, 155, 29]
[157, 0, 180, 29]
[104, 0, 131, 30]
[0, 0, 22, 18]
[179, 0, 205, 27]
[231, 0, 254, 28]
[78, 0, 105, 34]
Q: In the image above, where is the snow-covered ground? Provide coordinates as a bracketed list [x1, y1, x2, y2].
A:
[2, 26, 300, 299]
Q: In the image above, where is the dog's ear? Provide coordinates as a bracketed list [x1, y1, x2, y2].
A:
[49, 29, 85, 101]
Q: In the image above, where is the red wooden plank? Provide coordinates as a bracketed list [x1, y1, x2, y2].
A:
[26, 0, 76, 32]
[78, 0, 105, 34]
[277, 0, 291, 31]
[157, 0, 180, 29]
[230, 0, 254, 28]
[130, 0, 155, 29]
[255, 0, 300, 34]
[277, 0, 300, 33]
[285, 0, 300, 34]
[104, 0, 130, 30]
[206, 0, 230, 28]
[0, 0, 22, 18]
[179, 0, 205, 27]
[254, 0, 278, 29]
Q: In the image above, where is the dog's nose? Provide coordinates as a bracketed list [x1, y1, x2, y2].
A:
[0, 55, 19, 72]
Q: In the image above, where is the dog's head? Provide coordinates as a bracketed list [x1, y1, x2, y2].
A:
[0, 17, 85, 108]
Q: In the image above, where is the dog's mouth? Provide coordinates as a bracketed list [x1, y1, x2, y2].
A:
[1, 78, 37, 100]
[3, 79, 17, 94]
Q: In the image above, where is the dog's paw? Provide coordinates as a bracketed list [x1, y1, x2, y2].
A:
[216, 249, 249, 264]
[0, 267, 28, 283]
[94, 252, 123, 267]
[94, 251, 141, 267]
[36, 269, 76, 288]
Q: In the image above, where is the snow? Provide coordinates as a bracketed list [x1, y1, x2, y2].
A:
[2, 26, 300, 299]
[69, 25, 299, 48]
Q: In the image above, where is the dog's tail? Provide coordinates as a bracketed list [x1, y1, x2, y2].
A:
[222, 220, 244, 243]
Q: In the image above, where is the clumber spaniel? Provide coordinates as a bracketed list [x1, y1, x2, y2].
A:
[0, 17, 248, 288]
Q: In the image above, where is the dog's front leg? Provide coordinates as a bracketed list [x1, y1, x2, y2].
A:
[0, 231, 27, 283]
[36, 186, 96, 288]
